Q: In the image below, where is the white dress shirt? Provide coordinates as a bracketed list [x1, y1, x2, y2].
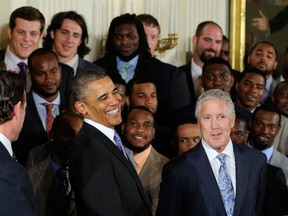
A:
[0, 133, 13, 157]
[202, 139, 236, 195]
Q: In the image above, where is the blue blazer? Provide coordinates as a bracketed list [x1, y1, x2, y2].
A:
[0, 142, 35, 215]
[157, 142, 267, 216]
[76, 58, 104, 76]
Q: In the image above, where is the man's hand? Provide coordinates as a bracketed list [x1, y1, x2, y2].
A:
[252, 10, 269, 31]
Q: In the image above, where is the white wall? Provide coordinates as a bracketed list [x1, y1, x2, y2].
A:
[0, 0, 229, 66]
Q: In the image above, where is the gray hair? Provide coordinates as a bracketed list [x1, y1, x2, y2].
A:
[71, 70, 107, 101]
[195, 89, 235, 119]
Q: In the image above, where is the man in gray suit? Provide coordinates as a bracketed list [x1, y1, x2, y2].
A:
[249, 103, 288, 186]
[157, 89, 267, 216]
[122, 106, 168, 216]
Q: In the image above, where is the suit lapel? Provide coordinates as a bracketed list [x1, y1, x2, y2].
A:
[84, 123, 151, 209]
[233, 144, 249, 216]
[191, 143, 227, 215]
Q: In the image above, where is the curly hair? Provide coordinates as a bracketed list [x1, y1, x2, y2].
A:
[104, 13, 151, 71]
[43, 11, 90, 58]
[0, 71, 25, 123]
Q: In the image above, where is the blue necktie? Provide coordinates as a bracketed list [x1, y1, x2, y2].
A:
[113, 132, 128, 159]
[217, 153, 235, 216]
[119, 62, 130, 82]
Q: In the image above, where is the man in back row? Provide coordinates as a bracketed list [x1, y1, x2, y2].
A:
[94, 13, 191, 126]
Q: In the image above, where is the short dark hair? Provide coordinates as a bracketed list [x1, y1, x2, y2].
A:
[137, 14, 160, 33]
[202, 57, 232, 74]
[72, 70, 107, 101]
[273, 80, 288, 96]
[252, 104, 281, 127]
[195, 21, 222, 37]
[28, 48, 59, 74]
[124, 105, 155, 125]
[249, 41, 278, 59]
[9, 6, 45, 33]
[43, 11, 90, 58]
[51, 111, 83, 132]
[0, 71, 25, 123]
[238, 67, 266, 86]
[126, 77, 156, 97]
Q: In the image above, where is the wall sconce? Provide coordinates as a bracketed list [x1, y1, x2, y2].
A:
[156, 33, 178, 53]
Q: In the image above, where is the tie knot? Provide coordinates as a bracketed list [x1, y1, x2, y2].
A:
[217, 153, 227, 164]
[57, 168, 69, 179]
[42, 103, 55, 112]
[17, 62, 28, 74]
[113, 132, 121, 144]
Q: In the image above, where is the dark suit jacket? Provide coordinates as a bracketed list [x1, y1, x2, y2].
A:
[28, 159, 76, 216]
[0, 142, 35, 215]
[156, 142, 267, 216]
[12, 92, 65, 165]
[178, 62, 196, 103]
[261, 164, 288, 216]
[76, 58, 104, 76]
[94, 56, 192, 126]
[70, 122, 151, 216]
[269, 5, 288, 34]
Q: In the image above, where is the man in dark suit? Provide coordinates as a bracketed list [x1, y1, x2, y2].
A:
[70, 70, 151, 215]
[93, 13, 191, 126]
[0, 6, 45, 90]
[178, 21, 223, 102]
[157, 89, 267, 216]
[12, 48, 72, 165]
[43, 11, 103, 76]
[0, 71, 35, 215]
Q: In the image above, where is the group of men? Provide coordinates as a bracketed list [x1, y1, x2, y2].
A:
[0, 5, 288, 216]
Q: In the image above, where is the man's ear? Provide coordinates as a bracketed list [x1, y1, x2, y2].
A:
[74, 101, 87, 116]
[125, 96, 130, 108]
[13, 101, 22, 120]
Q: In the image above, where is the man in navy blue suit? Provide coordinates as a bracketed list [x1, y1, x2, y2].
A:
[0, 71, 35, 215]
[157, 89, 267, 216]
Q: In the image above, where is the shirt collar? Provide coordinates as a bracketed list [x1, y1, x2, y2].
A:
[116, 55, 139, 68]
[191, 58, 202, 78]
[5, 45, 28, 72]
[265, 75, 273, 91]
[202, 138, 235, 162]
[0, 133, 13, 156]
[32, 91, 61, 105]
[84, 118, 115, 143]
[261, 145, 274, 163]
[65, 54, 79, 76]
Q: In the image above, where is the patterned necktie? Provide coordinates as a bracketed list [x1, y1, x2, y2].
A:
[17, 62, 28, 77]
[42, 103, 55, 134]
[217, 153, 235, 216]
[57, 168, 71, 196]
[119, 62, 131, 82]
[113, 131, 128, 159]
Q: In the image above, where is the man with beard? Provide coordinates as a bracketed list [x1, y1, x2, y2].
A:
[122, 106, 168, 216]
[249, 104, 288, 186]
[93, 13, 191, 126]
[178, 21, 223, 101]
[12, 48, 65, 165]
[247, 41, 279, 102]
